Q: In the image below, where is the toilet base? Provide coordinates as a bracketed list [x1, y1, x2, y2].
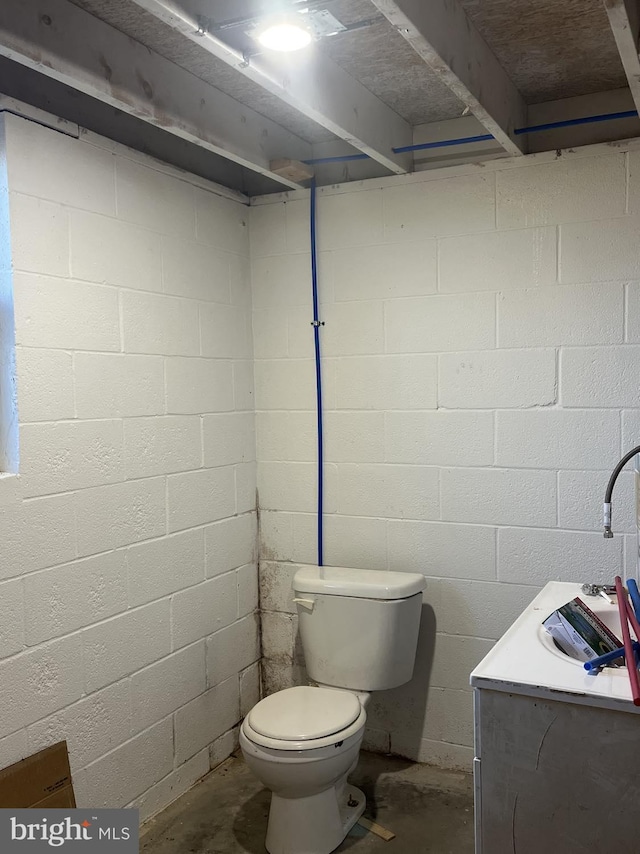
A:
[265, 782, 366, 854]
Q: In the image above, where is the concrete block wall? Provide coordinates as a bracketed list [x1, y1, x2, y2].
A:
[0, 113, 258, 819]
[251, 144, 640, 769]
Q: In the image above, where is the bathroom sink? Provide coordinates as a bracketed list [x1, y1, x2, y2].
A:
[471, 581, 640, 711]
[537, 592, 627, 666]
[473, 581, 640, 854]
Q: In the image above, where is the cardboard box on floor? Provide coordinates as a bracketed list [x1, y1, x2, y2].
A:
[0, 741, 76, 808]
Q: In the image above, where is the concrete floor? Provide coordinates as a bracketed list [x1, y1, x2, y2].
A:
[140, 751, 474, 854]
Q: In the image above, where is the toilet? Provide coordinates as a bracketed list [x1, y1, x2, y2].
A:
[240, 564, 427, 854]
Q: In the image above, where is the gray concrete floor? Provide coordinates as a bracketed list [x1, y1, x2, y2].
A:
[140, 751, 474, 854]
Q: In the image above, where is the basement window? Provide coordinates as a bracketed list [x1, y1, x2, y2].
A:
[0, 121, 18, 474]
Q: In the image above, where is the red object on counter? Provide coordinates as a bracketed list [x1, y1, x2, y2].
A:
[615, 575, 640, 706]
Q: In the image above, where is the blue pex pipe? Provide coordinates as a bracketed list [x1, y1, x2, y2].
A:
[395, 111, 640, 153]
[514, 110, 638, 135]
[310, 180, 324, 567]
[304, 153, 371, 165]
[627, 579, 640, 623]
[583, 641, 640, 671]
[302, 109, 640, 165]
[393, 133, 494, 154]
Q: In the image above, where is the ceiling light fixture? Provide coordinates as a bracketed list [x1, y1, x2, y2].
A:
[257, 21, 313, 52]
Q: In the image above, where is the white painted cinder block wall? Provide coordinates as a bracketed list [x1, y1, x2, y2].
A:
[3, 98, 640, 799]
[251, 143, 640, 768]
[0, 112, 259, 818]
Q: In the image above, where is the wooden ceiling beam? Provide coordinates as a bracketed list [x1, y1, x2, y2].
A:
[128, 0, 414, 175]
[0, 0, 314, 189]
[369, 0, 527, 157]
[604, 0, 640, 116]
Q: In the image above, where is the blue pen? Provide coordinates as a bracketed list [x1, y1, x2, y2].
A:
[583, 641, 640, 671]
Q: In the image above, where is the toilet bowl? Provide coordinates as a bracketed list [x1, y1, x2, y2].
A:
[240, 685, 367, 854]
[240, 565, 427, 854]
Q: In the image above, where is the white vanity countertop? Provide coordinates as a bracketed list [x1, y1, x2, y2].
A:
[470, 581, 640, 713]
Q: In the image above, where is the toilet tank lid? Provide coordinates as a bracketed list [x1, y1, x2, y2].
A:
[293, 565, 426, 600]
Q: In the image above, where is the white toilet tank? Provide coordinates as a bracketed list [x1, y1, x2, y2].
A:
[293, 565, 426, 692]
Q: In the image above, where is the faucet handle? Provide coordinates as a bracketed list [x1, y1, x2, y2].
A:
[581, 583, 616, 596]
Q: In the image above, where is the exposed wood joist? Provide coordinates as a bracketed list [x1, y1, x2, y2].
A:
[369, 0, 527, 157]
[0, 0, 314, 190]
[604, 0, 640, 116]
[127, 0, 413, 175]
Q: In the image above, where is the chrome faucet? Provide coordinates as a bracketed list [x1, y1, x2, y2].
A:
[603, 444, 640, 538]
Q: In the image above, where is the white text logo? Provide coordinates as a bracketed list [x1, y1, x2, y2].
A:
[10, 817, 93, 847]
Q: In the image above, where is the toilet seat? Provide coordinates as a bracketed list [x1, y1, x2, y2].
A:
[244, 686, 366, 751]
[250, 686, 360, 740]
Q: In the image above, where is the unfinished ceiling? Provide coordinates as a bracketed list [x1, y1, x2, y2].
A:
[318, 3, 464, 127]
[460, 0, 628, 103]
[66, 0, 632, 127]
[1, 0, 640, 196]
[65, 0, 334, 143]
[65, 0, 469, 136]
